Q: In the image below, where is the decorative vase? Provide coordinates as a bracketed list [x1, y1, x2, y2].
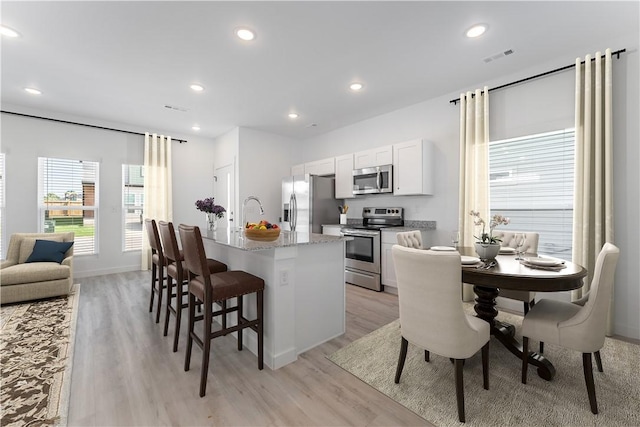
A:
[206, 213, 218, 231]
[474, 242, 501, 260]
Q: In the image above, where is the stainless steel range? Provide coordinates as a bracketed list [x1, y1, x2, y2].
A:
[342, 207, 404, 291]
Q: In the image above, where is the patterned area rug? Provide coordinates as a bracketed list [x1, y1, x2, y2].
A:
[1, 285, 80, 426]
[328, 305, 640, 427]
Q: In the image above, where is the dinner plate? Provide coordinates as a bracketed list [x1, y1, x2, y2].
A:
[430, 246, 457, 251]
[461, 255, 480, 265]
[499, 247, 516, 254]
[523, 256, 564, 267]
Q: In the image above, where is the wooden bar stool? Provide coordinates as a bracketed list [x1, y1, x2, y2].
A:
[178, 224, 265, 397]
[144, 219, 166, 324]
[158, 220, 228, 352]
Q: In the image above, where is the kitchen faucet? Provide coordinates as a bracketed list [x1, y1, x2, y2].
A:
[241, 196, 264, 230]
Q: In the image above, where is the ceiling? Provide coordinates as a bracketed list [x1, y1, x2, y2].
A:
[1, 1, 638, 141]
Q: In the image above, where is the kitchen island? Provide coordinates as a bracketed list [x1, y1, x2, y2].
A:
[202, 229, 349, 369]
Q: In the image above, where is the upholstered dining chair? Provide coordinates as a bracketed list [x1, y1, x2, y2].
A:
[158, 221, 228, 352]
[521, 242, 619, 414]
[493, 230, 540, 314]
[178, 224, 265, 397]
[392, 245, 490, 423]
[396, 230, 423, 249]
[145, 219, 166, 323]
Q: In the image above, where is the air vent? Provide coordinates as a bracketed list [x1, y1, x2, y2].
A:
[483, 49, 515, 63]
[164, 104, 189, 112]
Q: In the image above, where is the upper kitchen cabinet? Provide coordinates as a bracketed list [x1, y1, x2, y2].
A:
[334, 153, 355, 199]
[291, 164, 305, 176]
[304, 157, 335, 176]
[393, 139, 434, 196]
[354, 145, 393, 169]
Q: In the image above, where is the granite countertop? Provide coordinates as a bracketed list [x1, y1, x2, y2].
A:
[202, 229, 350, 251]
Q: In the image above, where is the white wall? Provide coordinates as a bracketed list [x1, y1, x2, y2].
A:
[211, 127, 296, 229]
[170, 134, 216, 229]
[297, 46, 639, 338]
[237, 127, 296, 226]
[1, 106, 216, 278]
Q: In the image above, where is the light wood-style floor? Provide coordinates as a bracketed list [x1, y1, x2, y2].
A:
[68, 271, 431, 426]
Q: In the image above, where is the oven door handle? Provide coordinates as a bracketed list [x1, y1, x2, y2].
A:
[342, 230, 380, 237]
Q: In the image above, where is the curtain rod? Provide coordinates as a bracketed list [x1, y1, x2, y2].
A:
[0, 110, 188, 143]
[449, 48, 626, 105]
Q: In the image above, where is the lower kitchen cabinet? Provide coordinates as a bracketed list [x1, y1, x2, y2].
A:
[381, 230, 398, 289]
[381, 229, 430, 291]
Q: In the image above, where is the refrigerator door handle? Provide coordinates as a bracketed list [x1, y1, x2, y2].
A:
[291, 193, 297, 231]
[288, 194, 294, 228]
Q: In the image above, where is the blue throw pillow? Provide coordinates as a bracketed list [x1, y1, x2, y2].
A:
[25, 240, 74, 264]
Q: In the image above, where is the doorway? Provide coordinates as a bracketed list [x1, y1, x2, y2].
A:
[214, 163, 235, 230]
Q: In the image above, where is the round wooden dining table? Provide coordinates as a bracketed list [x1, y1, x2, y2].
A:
[459, 247, 588, 381]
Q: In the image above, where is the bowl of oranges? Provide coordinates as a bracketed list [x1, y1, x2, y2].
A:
[244, 220, 281, 241]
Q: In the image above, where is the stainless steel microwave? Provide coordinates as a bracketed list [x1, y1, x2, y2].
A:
[352, 164, 393, 195]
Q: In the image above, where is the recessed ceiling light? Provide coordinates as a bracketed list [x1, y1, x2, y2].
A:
[288, 113, 299, 119]
[192, 125, 201, 131]
[0, 25, 20, 38]
[190, 84, 204, 92]
[466, 24, 488, 38]
[24, 87, 42, 95]
[235, 27, 256, 41]
[349, 82, 364, 91]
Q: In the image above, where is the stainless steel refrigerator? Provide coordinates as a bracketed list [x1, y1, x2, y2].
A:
[282, 174, 341, 234]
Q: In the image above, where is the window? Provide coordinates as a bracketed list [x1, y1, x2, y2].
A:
[122, 164, 144, 251]
[0, 153, 5, 258]
[38, 157, 99, 255]
[489, 129, 575, 260]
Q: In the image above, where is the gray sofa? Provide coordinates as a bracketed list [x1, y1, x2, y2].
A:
[1, 232, 74, 304]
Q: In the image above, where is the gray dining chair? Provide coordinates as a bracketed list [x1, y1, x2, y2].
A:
[521, 242, 619, 414]
[392, 245, 490, 423]
[493, 230, 539, 314]
[396, 230, 423, 249]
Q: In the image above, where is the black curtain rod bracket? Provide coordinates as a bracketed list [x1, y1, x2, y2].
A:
[449, 48, 626, 105]
[0, 110, 188, 143]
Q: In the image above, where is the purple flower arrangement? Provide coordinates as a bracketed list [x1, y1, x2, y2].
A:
[195, 197, 226, 219]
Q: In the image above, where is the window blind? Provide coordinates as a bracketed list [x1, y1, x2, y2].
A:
[122, 165, 144, 251]
[38, 157, 99, 255]
[489, 129, 575, 260]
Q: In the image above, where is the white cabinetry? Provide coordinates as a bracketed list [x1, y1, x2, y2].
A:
[292, 158, 336, 177]
[354, 145, 393, 169]
[393, 139, 434, 196]
[291, 164, 305, 176]
[381, 230, 398, 289]
[304, 157, 335, 176]
[334, 153, 355, 199]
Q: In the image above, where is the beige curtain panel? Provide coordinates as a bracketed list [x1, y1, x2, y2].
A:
[458, 87, 489, 302]
[572, 48, 615, 335]
[141, 133, 173, 270]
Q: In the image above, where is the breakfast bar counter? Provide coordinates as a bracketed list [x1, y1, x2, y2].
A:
[204, 228, 346, 251]
[202, 229, 349, 369]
